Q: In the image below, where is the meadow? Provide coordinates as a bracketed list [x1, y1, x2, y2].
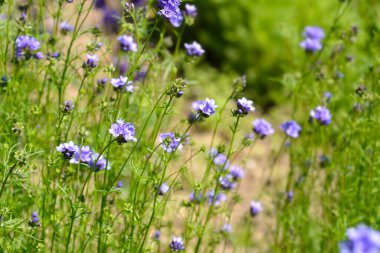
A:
[1, 0, 380, 252]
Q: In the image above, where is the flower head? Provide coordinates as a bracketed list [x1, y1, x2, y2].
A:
[184, 4, 197, 18]
[310, 106, 331, 125]
[28, 212, 40, 227]
[252, 119, 274, 138]
[110, 76, 134, 93]
[339, 224, 380, 253]
[85, 54, 99, 69]
[222, 224, 232, 233]
[300, 38, 322, 52]
[303, 26, 325, 40]
[207, 190, 227, 206]
[198, 98, 217, 118]
[184, 41, 205, 56]
[159, 182, 169, 195]
[169, 236, 185, 252]
[116, 181, 124, 188]
[229, 166, 244, 180]
[109, 119, 137, 144]
[118, 35, 137, 52]
[62, 100, 74, 114]
[213, 153, 230, 170]
[15, 35, 41, 60]
[60, 22, 74, 34]
[280, 120, 302, 138]
[219, 174, 236, 190]
[250, 201, 263, 216]
[159, 132, 183, 153]
[56, 141, 79, 159]
[235, 97, 255, 116]
[158, 0, 183, 27]
[86, 153, 110, 172]
[153, 229, 161, 240]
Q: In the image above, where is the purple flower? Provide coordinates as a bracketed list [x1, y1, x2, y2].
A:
[159, 132, 183, 153]
[97, 77, 108, 87]
[56, 141, 79, 159]
[116, 181, 124, 188]
[86, 153, 110, 172]
[252, 119, 274, 138]
[158, 0, 183, 27]
[62, 100, 74, 113]
[51, 52, 60, 59]
[280, 120, 302, 138]
[103, 10, 120, 33]
[15, 36, 41, 60]
[70, 146, 93, 165]
[213, 153, 230, 169]
[153, 229, 160, 240]
[324, 92, 332, 103]
[184, 4, 197, 18]
[198, 98, 217, 118]
[287, 191, 293, 202]
[169, 236, 185, 252]
[229, 166, 244, 180]
[85, 54, 99, 69]
[109, 119, 137, 144]
[184, 41, 205, 56]
[33, 52, 44, 60]
[207, 190, 227, 206]
[118, 35, 137, 52]
[236, 97, 255, 116]
[250, 201, 263, 216]
[60, 22, 74, 34]
[159, 182, 169, 195]
[310, 106, 332, 125]
[110, 76, 134, 93]
[339, 224, 380, 253]
[95, 0, 106, 9]
[300, 38, 322, 52]
[303, 26, 325, 40]
[222, 224, 232, 233]
[28, 212, 40, 227]
[219, 174, 236, 190]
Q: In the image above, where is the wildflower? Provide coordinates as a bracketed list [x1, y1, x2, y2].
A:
[184, 41, 205, 56]
[109, 119, 137, 144]
[213, 153, 230, 169]
[97, 77, 108, 87]
[219, 174, 236, 190]
[184, 4, 197, 18]
[159, 132, 183, 153]
[15, 35, 41, 60]
[324, 92, 332, 103]
[110, 76, 134, 93]
[103, 9, 121, 33]
[300, 38, 322, 52]
[300, 26, 324, 52]
[61, 100, 74, 114]
[60, 22, 74, 34]
[207, 190, 227, 206]
[87, 153, 110, 172]
[159, 182, 169, 195]
[153, 229, 160, 240]
[189, 191, 202, 204]
[303, 26, 325, 40]
[84, 54, 99, 69]
[95, 0, 106, 9]
[250, 201, 263, 216]
[229, 166, 244, 180]
[67, 0, 73, 3]
[287, 191, 293, 202]
[51, 52, 60, 59]
[339, 224, 380, 253]
[19, 12, 27, 24]
[170, 236, 185, 252]
[280, 120, 302, 138]
[56, 141, 79, 159]
[0, 75, 7, 87]
[198, 98, 217, 118]
[235, 97, 255, 116]
[158, 0, 183, 27]
[252, 119, 274, 138]
[34, 52, 44, 60]
[28, 212, 40, 227]
[118, 35, 137, 52]
[310, 106, 331, 125]
[116, 181, 124, 188]
[222, 224, 232, 233]
[70, 146, 93, 164]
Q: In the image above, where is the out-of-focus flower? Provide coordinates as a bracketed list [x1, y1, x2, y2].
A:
[159, 182, 169, 195]
[110, 76, 134, 93]
[235, 97, 255, 116]
[222, 223, 232, 233]
[159, 132, 183, 153]
[184, 4, 197, 18]
[219, 174, 236, 190]
[169, 236, 185, 252]
[184, 41, 205, 56]
[153, 229, 160, 240]
[60, 21, 74, 34]
[56, 141, 79, 159]
[62, 100, 74, 114]
[300, 38, 322, 52]
[213, 153, 230, 170]
[252, 119, 274, 138]
[207, 190, 227, 206]
[116, 181, 124, 188]
[250, 201, 263, 216]
[310, 106, 331, 125]
[118, 35, 137, 52]
[339, 224, 380, 253]
[158, 0, 183, 27]
[280, 120, 302, 138]
[229, 166, 244, 180]
[189, 191, 202, 204]
[84, 54, 99, 69]
[300, 26, 324, 52]
[28, 212, 40, 227]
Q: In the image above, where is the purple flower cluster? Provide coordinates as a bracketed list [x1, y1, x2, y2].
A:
[159, 132, 183, 153]
[60, 22, 74, 34]
[280, 120, 302, 138]
[15, 35, 43, 60]
[169, 236, 185, 251]
[118, 35, 137, 52]
[207, 190, 227, 206]
[109, 119, 137, 144]
[111, 76, 134, 93]
[235, 97, 255, 116]
[300, 26, 324, 52]
[184, 41, 205, 57]
[158, 0, 183, 27]
[310, 106, 332, 125]
[339, 224, 380, 253]
[28, 212, 40, 227]
[250, 201, 263, 217]
[219, 166, 244, 190]
[252, 119, 275, 138]
[198, 98, 217, 118]
[56, 142, 110, 172]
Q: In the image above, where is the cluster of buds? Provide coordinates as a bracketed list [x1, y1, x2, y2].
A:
[166, 78, 187, 98]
